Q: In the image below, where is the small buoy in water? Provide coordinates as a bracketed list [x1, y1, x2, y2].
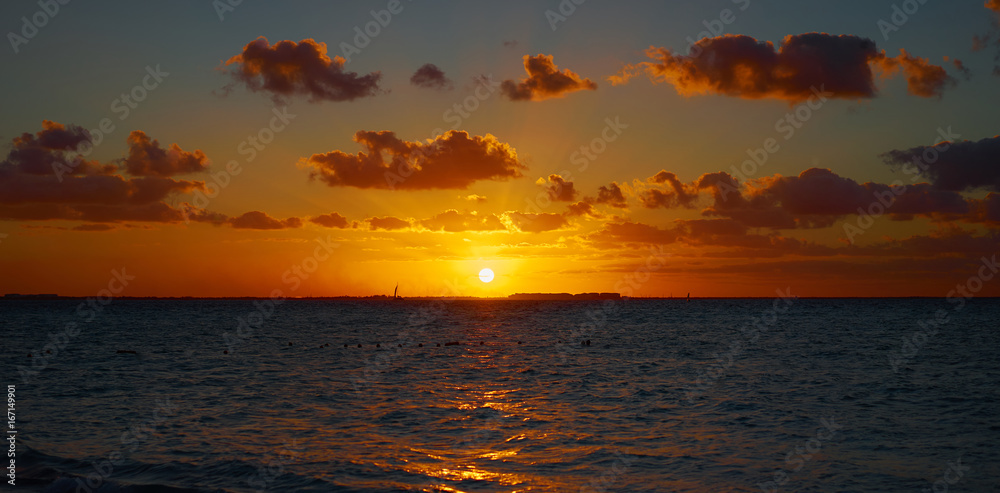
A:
[46, 349, 52, 354]
[398, 344, 402, 347]
[288, 342, 293, 346]
[344, 344, 348, 348]
[223, 350, 228, 354]
[517, 341, 523, 345]
[586, 340, 591, 346]
[436, 343, 441, 347]
[376, 343, 381, 348]
[357, 344, 362, 348]
[27, 353, 32, 358]
[480, 341, 484, 345]
[418, 343, 423, 347]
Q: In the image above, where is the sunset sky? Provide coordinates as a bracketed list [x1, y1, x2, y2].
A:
[2, 0, 1000, 297]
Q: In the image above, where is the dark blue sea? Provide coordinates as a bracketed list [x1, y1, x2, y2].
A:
[1, 298, 998, 492]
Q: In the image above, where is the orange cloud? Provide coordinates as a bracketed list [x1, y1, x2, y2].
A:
[367, 216, 410, 230]
[612, 33, 959, 101]
[872, 49, 957, 98]
[122, 131, 209, 177]
[227, 211, 302, 230]
[302, 130, 525, 190]
[503, 212, 569, 233]
[420, 210, 505, 232]
[222, 37, 382, 103]
[309, 212, 349, 228]
[501, 54, 597, 101]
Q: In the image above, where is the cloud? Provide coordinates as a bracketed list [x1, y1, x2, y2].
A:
[367, 216, 410, 230]
[410, 63, 453, 90]
[72, 223, 116, 232]
[461, 194, 488, 203]
[121, 131, 209, 177]
[310, 212, 349, 228]
[301, 130, 525, 190]
[0, 122, 233, 225]
[539, 174, 578, 201]
[881, 135, 1000, 192]
[566, 200, 602, 217]
[222, 37, 382, 103]
[611, 33, 959, 101]
[2, 120, 112, 176]
[594, 182, 629, 208]
[227, 211, 302, 230]
[871, 49, 957, 98]
[420, 210, 505, 232]
[501, 54, 597, 101]
[584, 221, 677, 247]
[503, 212, 569, 233]
[640, 171, 697, 209]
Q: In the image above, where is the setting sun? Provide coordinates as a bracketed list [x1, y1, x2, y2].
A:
[479, 268, 495, 283]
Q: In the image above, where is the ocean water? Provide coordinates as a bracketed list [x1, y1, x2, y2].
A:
[1, 298, 999, 492]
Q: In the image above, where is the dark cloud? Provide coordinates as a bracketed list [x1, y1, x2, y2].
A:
[121, 131, 209, 177]
[302, 130, 525, 190]
[566, 200, 602, 217]
[501, 54, 597, 101]
[612, 33, 960, 100]
[881, 135, 1000, 192]
[227, 211, 302, 230]
[410, 63, 453, 90]
[367, 216, 410, 230]
[420, 210, 505, 232]
[2, 120, 112, 176]
[0, 122, 225, 225]
[640, 171, 697, 209]
[541, 174, 578, 202]
[504, 212, 569, 233]
[594, 182, 628, 208]
[223, 37, 382, 103]
[310, 212, 349, 228]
